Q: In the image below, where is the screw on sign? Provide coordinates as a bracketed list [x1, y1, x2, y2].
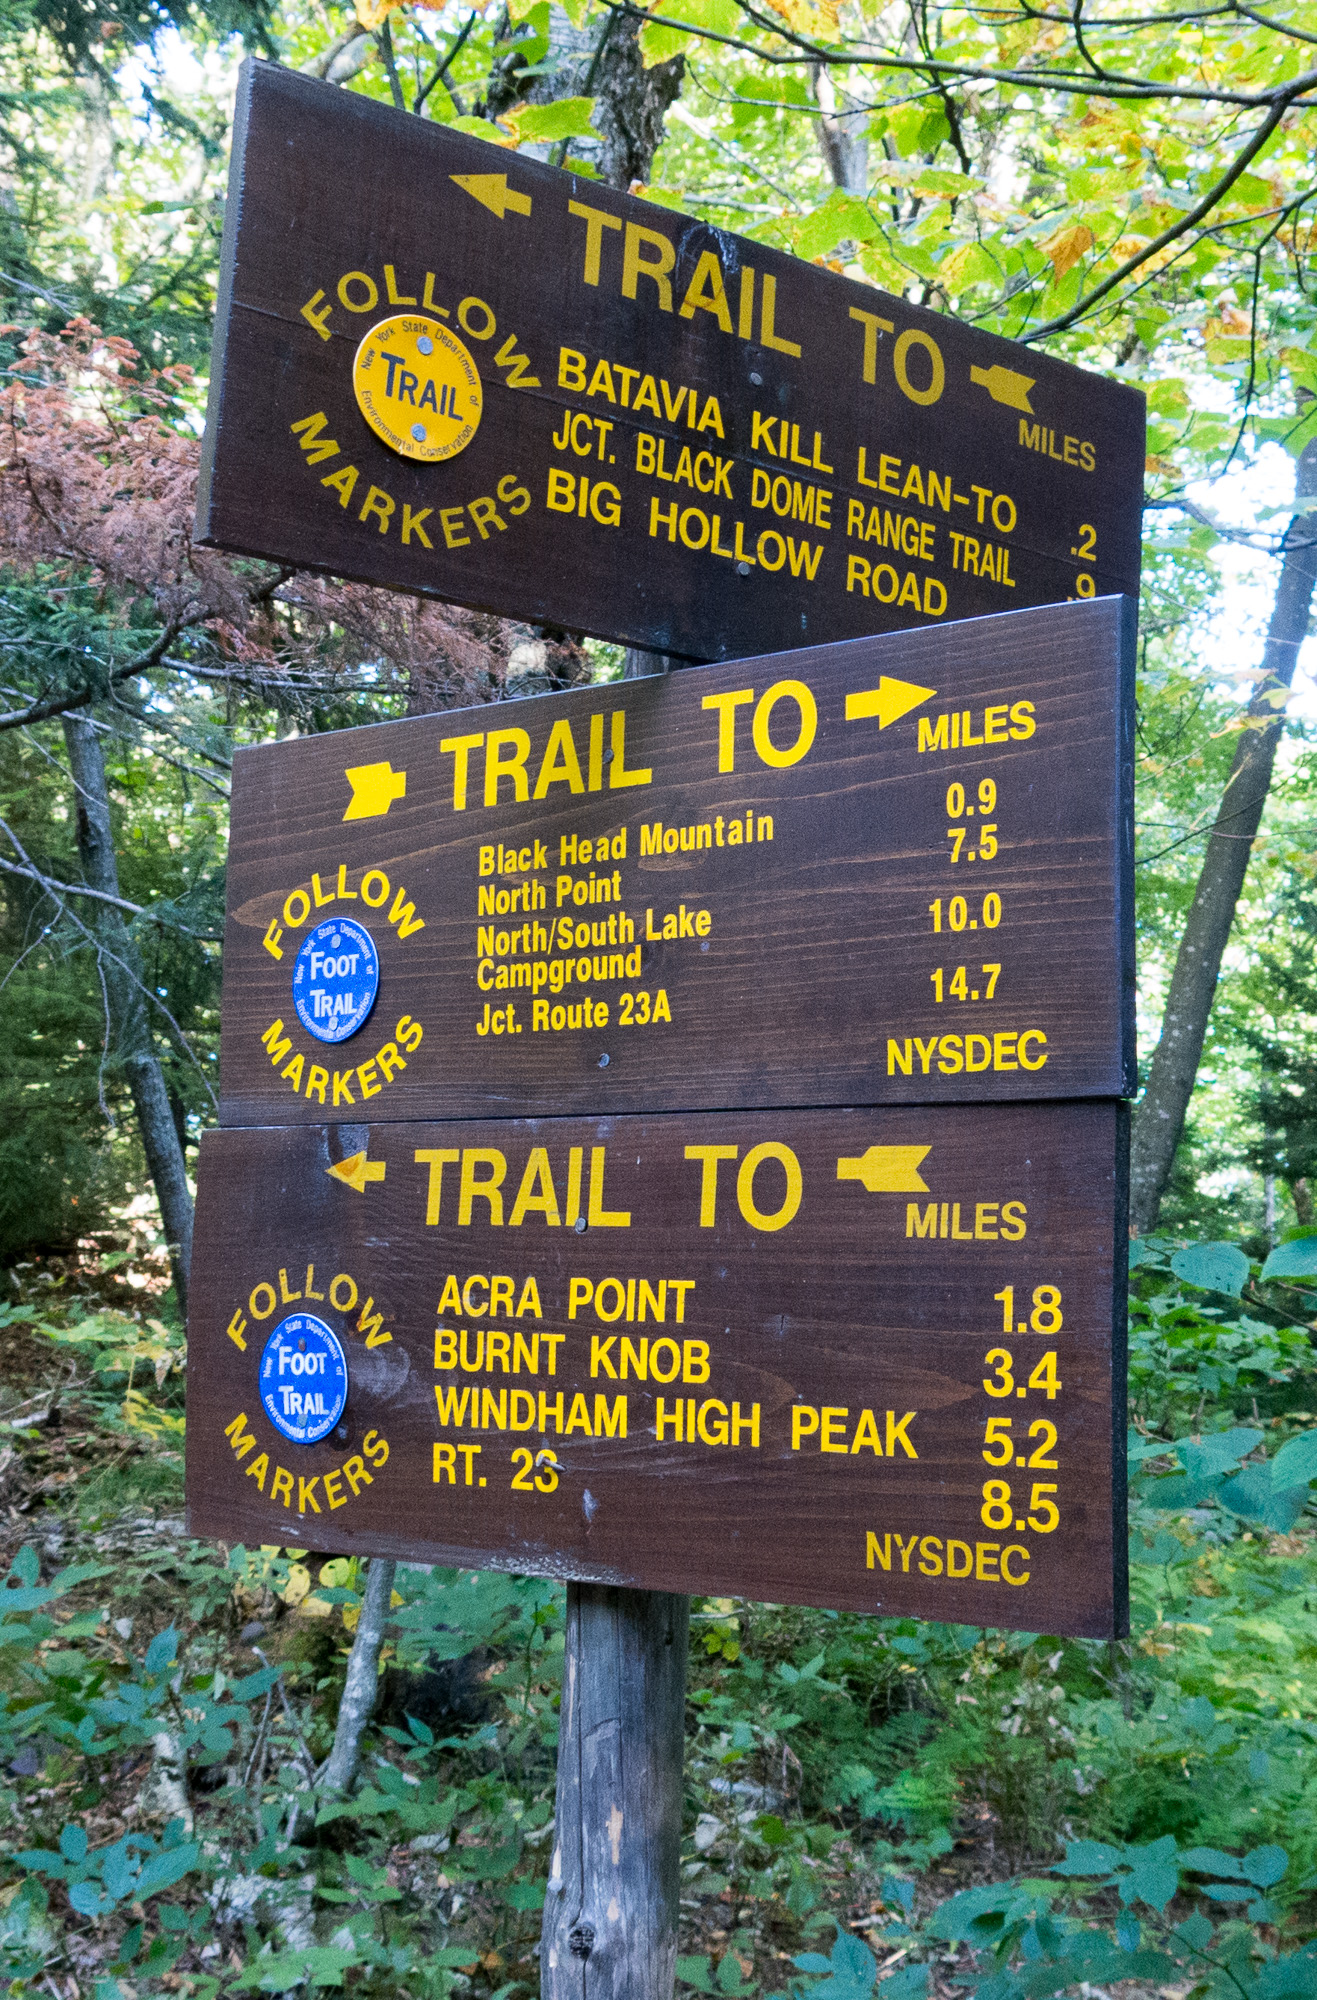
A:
[191, 61, 1137, 2000]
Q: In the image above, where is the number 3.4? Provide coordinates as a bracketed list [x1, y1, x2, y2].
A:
[511, 1447, 560, 1492]
[982, 1349, 1062, 1398]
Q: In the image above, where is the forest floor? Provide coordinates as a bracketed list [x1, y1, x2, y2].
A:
[3, 1239, 1317, 1999]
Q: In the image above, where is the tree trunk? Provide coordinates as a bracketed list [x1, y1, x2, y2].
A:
[1129, 435, 1317, 1233]
[541, 1585, 690, 2000]
[623, 647, 676, 678]
[62, 715, 194, 1310]
[483, 7, 683, 190]
[811, 63, 868, 195]
[320, 1556, 397, 1795]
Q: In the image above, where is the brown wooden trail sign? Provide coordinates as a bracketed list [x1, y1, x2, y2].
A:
[197, 59, 1145, 664]
[220, 595, 1135, 1125]
[185, 1099, 1128, 1639]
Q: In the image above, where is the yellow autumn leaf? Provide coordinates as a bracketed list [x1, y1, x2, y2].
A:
[1041, 223, 1094, 279]
[354, 0, 400, 26]
[281, 1563, 312, 1607]
[1206, 305, 1252, 339]
[759, 0, 840, 38]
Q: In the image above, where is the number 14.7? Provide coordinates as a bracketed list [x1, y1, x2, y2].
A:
[931, 964, 1000, 1002]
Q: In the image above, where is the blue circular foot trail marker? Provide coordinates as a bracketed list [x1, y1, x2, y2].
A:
[292, 916, 379, 1043]
[260, 1313, 348, 1445]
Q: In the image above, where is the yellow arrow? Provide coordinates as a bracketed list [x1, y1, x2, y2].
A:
[327, 1151, 386, 1194]
[845, 677, 936, 730]
[970, 363, 1035, 414]
[451, 173, 533, 221]
[837, 1146, 931, 1193]
[343, 760, 406, 822]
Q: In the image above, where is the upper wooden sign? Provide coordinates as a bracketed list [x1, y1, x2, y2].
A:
[185, 1099, 1128, 1637]
[197, 60, 1146, 663]
[219, 596, 1134, 1126]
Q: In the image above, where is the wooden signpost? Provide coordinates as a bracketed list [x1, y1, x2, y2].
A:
[220, 596, 1134, 1122]
[190, 64, 1144, 2000]
[197, 59, 1145, 663]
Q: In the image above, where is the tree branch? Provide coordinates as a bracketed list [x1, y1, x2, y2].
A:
[601, 0, 1317, 105]
[1022, 91, 1297, 339]
[0, 617, 190, 732]
[0, 851, 147, 917]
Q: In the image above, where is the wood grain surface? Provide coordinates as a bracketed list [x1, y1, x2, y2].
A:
[219, 596, 1135, 1124]
[185, 1100, 1128, 1637]
[196, 60, 1145, 662]
[541, 1587, 689, 2000]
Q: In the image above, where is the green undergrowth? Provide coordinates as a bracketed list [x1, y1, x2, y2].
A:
[5, 1233, 1317, 1996]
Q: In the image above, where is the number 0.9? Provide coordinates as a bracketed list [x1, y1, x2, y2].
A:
[946, 779, 998, 816]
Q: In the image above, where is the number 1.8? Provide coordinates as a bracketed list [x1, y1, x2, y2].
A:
[994, 1285, 1064, 1333]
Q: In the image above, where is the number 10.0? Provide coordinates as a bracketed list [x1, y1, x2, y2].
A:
[929, 894, 1001, 933]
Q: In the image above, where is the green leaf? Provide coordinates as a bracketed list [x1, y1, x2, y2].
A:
[446, 117, 511, 144]
[1171, 1243, 1250, 1295]
[1244, 1846, 1289, 1888]
[639, 20, 696, 64]
[677, 1956, 718, 1994]
[1052, 1840, 1122, 1876]
[509, 96, 596, 143]
[1262, 1237, 1317, 1281]
[1270, 1431, 1317, 1487]
[502, 1880, 545, 1911]
[906, 168, 982, 198]
[133, 1845, 200, 1897]
[716, 1949, 757, 1995]
[143, 1628, 178, 1676]
[1126, 1852, 1179, 1912]
[1218, 1465, 1309, 1530]
[1181, 1847, 1248, 1878]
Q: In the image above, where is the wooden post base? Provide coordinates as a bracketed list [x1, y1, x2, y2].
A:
[541, 1585, 690, 2000]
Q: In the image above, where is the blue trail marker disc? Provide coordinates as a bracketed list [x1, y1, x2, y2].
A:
[292, 916, 379, 1043]
[259, 1313, 348, 1446]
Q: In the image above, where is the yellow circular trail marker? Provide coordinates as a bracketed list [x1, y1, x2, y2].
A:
[352, 314, 482, 463]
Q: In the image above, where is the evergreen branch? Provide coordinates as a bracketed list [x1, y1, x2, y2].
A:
[0, 853, 147, 918]
[0, 616, 191, 732]
[0, 827, 219, 939]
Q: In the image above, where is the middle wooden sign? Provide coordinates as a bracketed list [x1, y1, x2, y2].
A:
[220, 594, 1134, 1126]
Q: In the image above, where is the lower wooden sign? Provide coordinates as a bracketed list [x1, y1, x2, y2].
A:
[186, 1100, 1128, 1637]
